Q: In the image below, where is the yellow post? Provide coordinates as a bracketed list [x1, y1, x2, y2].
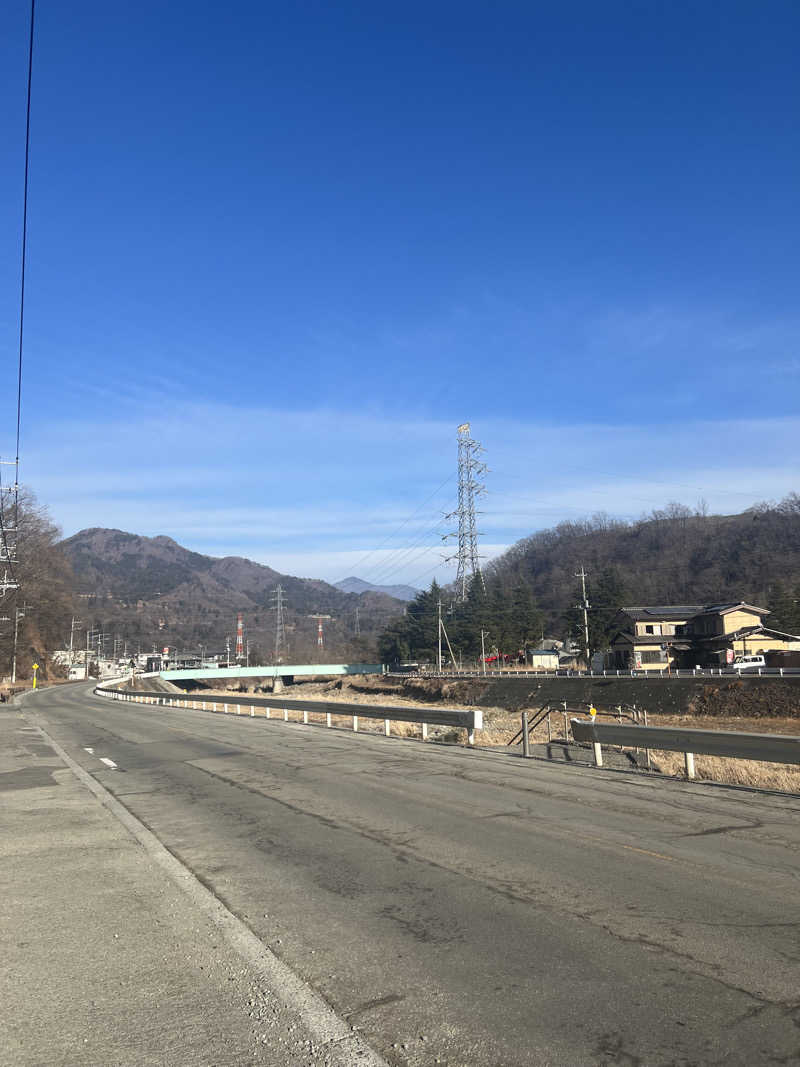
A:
[32, 662, 39, 690]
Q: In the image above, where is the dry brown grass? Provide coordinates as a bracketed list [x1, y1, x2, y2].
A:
[650, 750, 800, 792]
[168, 686, 800, 792]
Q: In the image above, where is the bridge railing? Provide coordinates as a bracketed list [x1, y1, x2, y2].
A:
[569, 718, 800, 779]
[94, 685, 483, 745]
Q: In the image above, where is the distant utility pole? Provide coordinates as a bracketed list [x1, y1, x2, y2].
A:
[85, 627, 100, 680]
[575, 566, 591, 668]
[271, 584, 287, 662]
[437, 601, 458, 671]
[68, 616, 82, 665]
[225, 637, 231, 668]
[354, 606, 360, 637]
[438, 598, 443, 671]
[11, 603, 26, 684]
[445, 423, 488, 601]
[480, 629, 489, 676]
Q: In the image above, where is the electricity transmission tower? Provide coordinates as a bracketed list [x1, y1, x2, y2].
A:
[0, 465, 19, 598]
[271, 584, 287, 661]
[445, 422, 487, 601]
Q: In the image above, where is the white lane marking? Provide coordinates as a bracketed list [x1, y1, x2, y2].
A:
[99, 757, 117, 769]
[84, 747, 94, 754]
[30, 721, 389, 1067]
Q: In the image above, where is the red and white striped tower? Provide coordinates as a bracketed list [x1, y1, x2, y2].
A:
[317, 618, 323, 648]
[235, 613, 244, 661]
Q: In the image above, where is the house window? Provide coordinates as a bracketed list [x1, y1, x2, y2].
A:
[644, 624, 662, 635]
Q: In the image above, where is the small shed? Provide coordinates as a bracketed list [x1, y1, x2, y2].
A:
[528, 648, 559, 671]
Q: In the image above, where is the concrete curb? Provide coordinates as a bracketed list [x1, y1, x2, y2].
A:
[27, 714, 390, 1067]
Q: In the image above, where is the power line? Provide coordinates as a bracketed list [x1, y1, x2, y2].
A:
[1, 0, 34, 603]
[358, 514, 452, 586]
[16, 0, 35, 472]
[332, 472, 456, 584]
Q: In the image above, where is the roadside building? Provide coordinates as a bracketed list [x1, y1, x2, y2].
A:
[607, 602, 800, 670]
[527, 648, 559, 671]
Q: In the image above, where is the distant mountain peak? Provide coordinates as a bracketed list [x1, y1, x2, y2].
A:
[334, 576, 419, 601]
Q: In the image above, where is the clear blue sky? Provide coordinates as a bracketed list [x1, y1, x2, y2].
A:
[1, 1, 798, 586]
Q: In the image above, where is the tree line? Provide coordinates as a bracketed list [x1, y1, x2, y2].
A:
[378, 494, 800, 665]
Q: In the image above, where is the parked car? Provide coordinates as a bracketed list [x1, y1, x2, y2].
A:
[732, 654, 766, 672]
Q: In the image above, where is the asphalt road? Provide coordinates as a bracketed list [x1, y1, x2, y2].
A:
[18, 683, 800, 1065]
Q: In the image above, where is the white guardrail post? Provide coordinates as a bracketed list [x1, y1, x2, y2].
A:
[94, 684, 483, 747]
[570, 718, 800, 776]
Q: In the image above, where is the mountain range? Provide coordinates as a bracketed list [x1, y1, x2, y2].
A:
[59, 528, 405, 660]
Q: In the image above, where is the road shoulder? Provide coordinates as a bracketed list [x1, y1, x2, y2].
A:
[0, 703, 384, 1066]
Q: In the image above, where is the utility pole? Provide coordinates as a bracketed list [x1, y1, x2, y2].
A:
[68, 616, 82, 664]
[85, 628, 100, 680]
[11, 603, 26, 684]
[225, 637, 231, 668]
[354, 606, 360, 637]
[575, 566, 591, 670]
[271, 585, 287, 662]
[480, 629, 489, 676]
[245, 637, 250, 667]
[437, 598, 443, 671]
[445, 423, 488, 601]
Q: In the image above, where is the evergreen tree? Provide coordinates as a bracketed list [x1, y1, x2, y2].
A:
[589, 567, 627, 651]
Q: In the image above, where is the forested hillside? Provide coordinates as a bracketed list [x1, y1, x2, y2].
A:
[60, 528, 403, 661]
[379, 495, 800, 665]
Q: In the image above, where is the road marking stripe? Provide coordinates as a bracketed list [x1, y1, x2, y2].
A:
[621, 844, 677, 862]
[99, 757, 117, 768]
[28, 720, 389, 1067]
[84, 746, 94, 754]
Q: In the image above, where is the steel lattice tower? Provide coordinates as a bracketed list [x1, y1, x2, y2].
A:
[235, 612, 244, 661]
[271, 585, 287, 662]
[0, 466, 19, 598]
[446, 423, 487, 601]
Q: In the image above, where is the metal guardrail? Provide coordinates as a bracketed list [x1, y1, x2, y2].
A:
[570, 718, 800, 778]
[94, 685, 483, 744]
[406, 667, 800, 680]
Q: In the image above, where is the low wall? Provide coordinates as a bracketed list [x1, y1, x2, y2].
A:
[358, 675, 800, 719]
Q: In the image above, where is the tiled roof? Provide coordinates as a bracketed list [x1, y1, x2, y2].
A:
[621, 601, 769, 621]
[621, 606, 703, 620]
[695, 602, 770, 616]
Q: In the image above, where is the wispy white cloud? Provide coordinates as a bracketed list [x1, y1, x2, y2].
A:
[24, 401, 800, 586]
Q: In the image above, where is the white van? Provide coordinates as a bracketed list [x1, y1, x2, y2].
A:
[732, 654, 766, 672]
